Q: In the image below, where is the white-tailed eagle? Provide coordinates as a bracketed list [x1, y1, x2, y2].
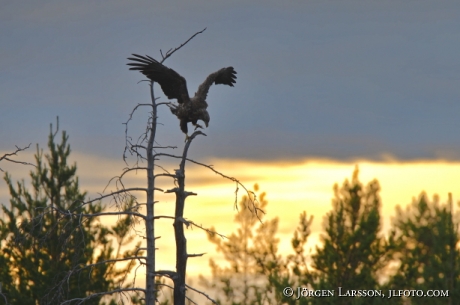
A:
[127, 54, 237, 140]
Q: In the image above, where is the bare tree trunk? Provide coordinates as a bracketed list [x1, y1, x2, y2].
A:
[145, 82, 157, 305]
[167, 133, 202, 305]
[172, 137, 194, 305]
[173, 168, 187, 305]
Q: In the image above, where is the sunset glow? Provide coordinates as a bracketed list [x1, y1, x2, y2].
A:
[4, 152, 458, 277]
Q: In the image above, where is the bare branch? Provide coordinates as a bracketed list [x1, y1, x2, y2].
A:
[156, 101, 174, 107]
[154, 173, 176, 181]
[87, 188, 149, 204]
[188, 220, 227, 239]
[160, 28, 207, 63]
[185, 296, 199, 305]
[63, 188, 150, 214]
[131, 144, 147, 150]
[0, 143, 35, 172]
[75, 256, 147, 273]
[153, 215, 175, 220]
[123, 102, 156, 164]
[154, 151, 264, 219]
[60, 288, 146, 305]
[188, 253, 206, 257]
[164, 187, 197, 197]
[135, 247, 147, 256]
[152, 215, 226, 238]
[185, 283, 219, 305]
[64, 209, 146, 220]
[153, 145, 177, 149]
[184, 191, 197, 197]
[102, 166, 149, 194]
[154, 163, 173, 176]
[156, 270, 178, 279]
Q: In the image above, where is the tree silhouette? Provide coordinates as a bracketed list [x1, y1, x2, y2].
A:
[308, 166, 388, 305]
[387, 192, 459, 304]
[0, 126, 135, 304]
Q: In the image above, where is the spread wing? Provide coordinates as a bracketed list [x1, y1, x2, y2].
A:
[127, 54, 190, 104]
[195, 67, 237, 101]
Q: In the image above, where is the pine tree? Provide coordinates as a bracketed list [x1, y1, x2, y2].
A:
[387, 192, 459, 304]
[0, 128, 135, 304]
[308, 166, 388, 305]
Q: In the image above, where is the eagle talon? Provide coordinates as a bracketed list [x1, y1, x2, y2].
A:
[184, 134, 190, 142]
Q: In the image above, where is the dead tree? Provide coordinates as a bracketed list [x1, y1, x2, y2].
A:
[122, 29, 261, 305]
[22, 29, 262, 305]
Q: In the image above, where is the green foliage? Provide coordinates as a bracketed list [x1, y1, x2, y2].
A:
[307, 166, 388, 305]
[0, 128, 139, 304]
[200, 167, 459, 305]
[387, 193, 460, 304]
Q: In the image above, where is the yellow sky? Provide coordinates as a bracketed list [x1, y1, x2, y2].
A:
[164, 158, 460, 275]
[2, 151, 460, 279]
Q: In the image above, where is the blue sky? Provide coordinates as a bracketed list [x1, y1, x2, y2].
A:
[2, 0, 460, 162]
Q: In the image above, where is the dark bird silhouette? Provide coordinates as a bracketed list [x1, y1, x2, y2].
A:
[127, 54, 237, 140]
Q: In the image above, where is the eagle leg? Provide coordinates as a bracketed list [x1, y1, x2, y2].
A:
[193, 123, 204, 130]
[184, 133, 190, 142]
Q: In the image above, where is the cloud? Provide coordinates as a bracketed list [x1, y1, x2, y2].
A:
[3, 0, 460, 166]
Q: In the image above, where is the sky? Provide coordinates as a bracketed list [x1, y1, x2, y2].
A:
[2, 0, 460, 287]
[2, 0, 460, 161]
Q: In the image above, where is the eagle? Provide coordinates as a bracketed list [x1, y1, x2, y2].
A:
[127, 54, 237, 140]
